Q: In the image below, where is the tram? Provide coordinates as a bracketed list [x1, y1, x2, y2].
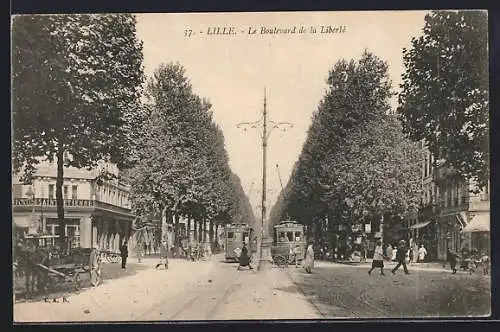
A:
[224, 223, 255, 262]
[271, 221, 307, 267]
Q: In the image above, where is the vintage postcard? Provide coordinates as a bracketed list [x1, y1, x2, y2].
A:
[11, 10, 490, 322]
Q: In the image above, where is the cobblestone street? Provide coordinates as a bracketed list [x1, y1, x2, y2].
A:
[286, 260, 491, 318]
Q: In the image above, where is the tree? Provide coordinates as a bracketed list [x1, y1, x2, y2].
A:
[12, 14, 144, 250]
[397, 10, 489, 189]
[126, 62, 254, 245]
[275, 51, 422, 247]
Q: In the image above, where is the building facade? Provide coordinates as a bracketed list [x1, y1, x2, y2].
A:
[407, 143, 490, 261]
[12, 157, 134, 252]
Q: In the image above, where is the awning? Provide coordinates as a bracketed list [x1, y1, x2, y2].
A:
[408, 221, 431, 230]
[462, 213, 490, 233]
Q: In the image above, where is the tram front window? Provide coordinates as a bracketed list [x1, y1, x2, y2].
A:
[279, 232, 286, 242]
[295, 232, 302, 241]
[287, 232, 294, 242]
[227, 232, 234, 239]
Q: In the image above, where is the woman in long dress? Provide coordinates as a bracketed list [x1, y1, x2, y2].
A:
[303, 242, 315, 274]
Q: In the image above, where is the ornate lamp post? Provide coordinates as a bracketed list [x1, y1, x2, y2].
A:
[237, 88, 293, 262]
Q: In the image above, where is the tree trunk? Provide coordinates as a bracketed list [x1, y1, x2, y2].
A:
[202, 217, 207, 243]
[186, 215, 191, 244]
[174, 212, 180, 247]
[55, 148, 66, 253]
[209, 220, 214, 243]
[160, 205, 167, 244]
[198, 220, 203, 243]
[193, 218, 198, 243]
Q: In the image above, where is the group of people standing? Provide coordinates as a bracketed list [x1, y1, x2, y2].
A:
[368, 239, 409, 276]
[368, 239, 429, 276]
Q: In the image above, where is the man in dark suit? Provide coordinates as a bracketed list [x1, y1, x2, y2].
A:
[392, 240, 410, 275]
[120, 241, 129, 269]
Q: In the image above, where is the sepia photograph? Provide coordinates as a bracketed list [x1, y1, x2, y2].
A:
[11, 10, 490, 322]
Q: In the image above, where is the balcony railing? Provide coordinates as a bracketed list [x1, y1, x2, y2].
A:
[13, 198, 132, 215]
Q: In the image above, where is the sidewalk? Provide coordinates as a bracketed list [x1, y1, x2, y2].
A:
[13, 256, 219, 322]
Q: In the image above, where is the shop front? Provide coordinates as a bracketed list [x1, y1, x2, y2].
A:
[436, 213, 468, 261]
[12, 198, 134, 252]
[462, 212, 490, 255]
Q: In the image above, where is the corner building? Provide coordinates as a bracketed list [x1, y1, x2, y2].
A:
[12, 156, 134, 252]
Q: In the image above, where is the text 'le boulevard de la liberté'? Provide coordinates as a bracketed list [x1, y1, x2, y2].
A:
[184, 25, 347, 37]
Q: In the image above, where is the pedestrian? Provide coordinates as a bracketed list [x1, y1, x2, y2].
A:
[237, 243, 253, 270]
[417, 244, 427, 263]
[292, 243, 300, 267]
[391, 244, 397, 265]
[444, 248, 458, 274]
[90, 244, 101, 286]
[392, 240, 410, 275]
[408, 247, 414, 265]
[137, 241, 143, 263]
[368, 239, 385, 276]
[303, 241, 315, 274]
[155, 241, 169, 269]
[385, 243, 393, 263]
[120, 241, 128, 269]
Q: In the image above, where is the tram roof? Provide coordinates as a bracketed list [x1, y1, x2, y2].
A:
[227, 223, 251, 228]
[274, 220, 303, 227]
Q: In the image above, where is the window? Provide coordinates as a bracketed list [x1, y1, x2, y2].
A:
[48, 184, 55, 199]
[435, 186, 440, 207]
[423, 156, 428, 177]
[295, 232, 302, 241]
[227, 232, 234, 239]
[287, 232, 294, 241]
[446, 183, 452, 207]
[63, 186, 69, 199]
[72, 185, 78, 200]
[481, 181, 489, 201]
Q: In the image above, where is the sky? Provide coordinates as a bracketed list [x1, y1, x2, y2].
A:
[134, 11, 429, 219]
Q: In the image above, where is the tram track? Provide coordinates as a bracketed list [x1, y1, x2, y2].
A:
[136, 260, 244, 321]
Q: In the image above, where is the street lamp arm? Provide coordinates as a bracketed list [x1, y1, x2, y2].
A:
[266, 121, 294, 139]
[236, 119, 263, 130]
[237, 120, 264, 139]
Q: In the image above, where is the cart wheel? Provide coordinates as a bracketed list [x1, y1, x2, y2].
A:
[74, 272, 81, 291]
[110, 255, 120, 264]
[90, 268, 101, 287]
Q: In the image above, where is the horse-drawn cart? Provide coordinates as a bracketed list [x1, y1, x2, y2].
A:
[35, 247, 102, 293]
